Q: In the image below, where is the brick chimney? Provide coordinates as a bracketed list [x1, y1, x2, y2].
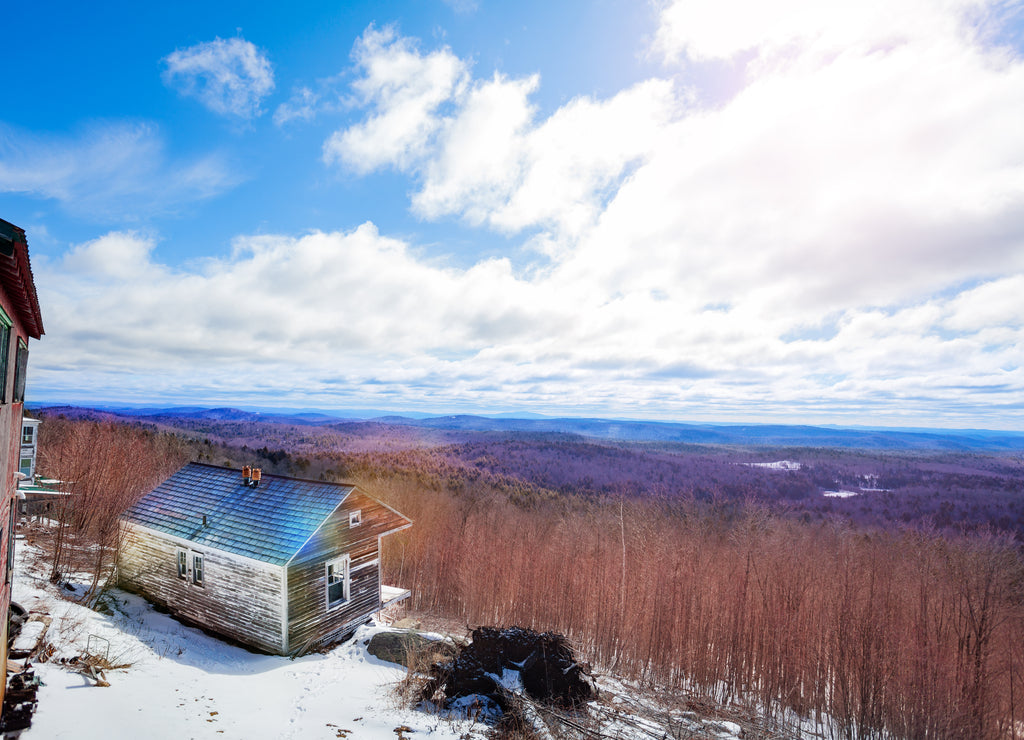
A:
[242, 465, 251, 486]
[251, 468, 262, 488]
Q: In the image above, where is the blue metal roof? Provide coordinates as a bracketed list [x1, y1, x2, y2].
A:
[123, 463, 354, 565]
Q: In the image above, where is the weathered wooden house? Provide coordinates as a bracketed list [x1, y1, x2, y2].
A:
[118, 462, 412, 655]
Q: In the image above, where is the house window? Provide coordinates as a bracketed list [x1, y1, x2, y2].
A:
[325, 554, 350, 607]
[0, 307, 10, 404]
[22, 426, 33, 444]
[192, 554, 204, 586]
[19, 458, 31, 477]
[177, 550, 188, 579]
[12, 339, 27, 404]
[349, 510, 361, 527]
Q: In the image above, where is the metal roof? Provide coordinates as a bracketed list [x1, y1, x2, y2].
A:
[123, 463, 355, 565]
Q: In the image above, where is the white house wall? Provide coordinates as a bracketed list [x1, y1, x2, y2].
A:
[119, 523, 287, 654]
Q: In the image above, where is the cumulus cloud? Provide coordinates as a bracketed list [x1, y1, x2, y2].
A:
[322, 26, 469, 172]
[30, 223, 1024, 425]
[327, 26, 676, 240]
[0, 122, 239, 218]
[162, 37, 275, 118]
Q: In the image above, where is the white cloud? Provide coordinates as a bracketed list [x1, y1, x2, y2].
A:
[328, 27, 677, 240]
[0, 122, 239, 218]
[162, 37, 275, 118]
[29, 224, 1024, 426]
[273, 87, 321, 127]
[322, 26, 468, 172]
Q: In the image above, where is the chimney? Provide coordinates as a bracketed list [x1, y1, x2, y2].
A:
[251, 468, 262, 488]
[242, 465, 251, 486]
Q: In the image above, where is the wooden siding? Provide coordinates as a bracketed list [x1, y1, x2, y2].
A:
[119, 524, 286, 654]
[286, 488, 410, 653]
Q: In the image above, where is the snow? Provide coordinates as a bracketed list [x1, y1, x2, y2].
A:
[741, 460, 802, 470]
[823, 490, 859, 498]
[11, 542, 487, 740]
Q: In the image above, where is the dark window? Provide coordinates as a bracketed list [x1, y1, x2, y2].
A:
[22, 426, 33, 444]
[326, 555, 350, 606]
[192, 554, 204, 586]
[177, 550, 187, 579]
[13, 340, 28, 403]
[0, 311, 10, 404]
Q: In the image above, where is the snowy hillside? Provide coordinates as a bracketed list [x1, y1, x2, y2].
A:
[11, 543, 486, 740]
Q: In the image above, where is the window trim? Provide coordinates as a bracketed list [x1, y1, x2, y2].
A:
[349, 510, 362, 527]
[325, 554, 351, 609]
[0, 306, 10, 404]
[12, 338, 28, 404]
[192, 553, 204, 587]
[21, 426, 33, 445]
[177, 549, 188, 579]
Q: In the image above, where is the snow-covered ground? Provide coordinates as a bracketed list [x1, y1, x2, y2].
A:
[741, 460, 802, 471]
[822, 490, 859, 498]
[11, 542, 487, 740]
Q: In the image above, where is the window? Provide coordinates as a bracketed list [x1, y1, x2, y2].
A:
[19, 458, 31, 477]
[0, 306, 10, 404]
[177, 550, 188, 579]
[349, 510, 362, 527]
[12, 339, 28, 404]
[192, 554, 204, 586]
[22, 426, 33, 445]
[325, 554, 350, 607]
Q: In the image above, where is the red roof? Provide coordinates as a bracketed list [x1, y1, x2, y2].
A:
[0, 219, 44, 339]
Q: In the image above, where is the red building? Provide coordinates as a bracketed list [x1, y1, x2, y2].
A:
[0, 219, 44, 705]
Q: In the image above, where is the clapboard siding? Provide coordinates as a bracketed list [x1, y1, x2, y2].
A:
[286, 489, 410, 652]
[119, 524, 285, 654]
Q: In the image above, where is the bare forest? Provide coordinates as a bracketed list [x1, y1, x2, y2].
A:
[28, 408, 1024, 739]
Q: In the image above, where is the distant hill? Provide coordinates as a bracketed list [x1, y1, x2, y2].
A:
[31, 404, 1024, 451]
[371, 415, 1024, 451]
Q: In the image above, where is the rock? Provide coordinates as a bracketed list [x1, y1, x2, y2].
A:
[366, 631, 457, 669]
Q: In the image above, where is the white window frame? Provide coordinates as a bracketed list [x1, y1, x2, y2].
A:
[325, 554, 351, 609]
[176, 548, 205, 587]
[349, 510, 362, 527]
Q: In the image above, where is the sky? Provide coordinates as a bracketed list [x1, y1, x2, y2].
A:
[2, 0, 1023, 428]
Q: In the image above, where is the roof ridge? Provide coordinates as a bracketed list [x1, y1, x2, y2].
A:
[183, 460, 357, 488]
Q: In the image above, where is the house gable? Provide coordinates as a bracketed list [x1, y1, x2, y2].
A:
[286, 488, 412, 653]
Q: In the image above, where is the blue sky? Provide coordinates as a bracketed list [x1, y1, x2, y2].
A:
[2, 0, 1023, 428]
